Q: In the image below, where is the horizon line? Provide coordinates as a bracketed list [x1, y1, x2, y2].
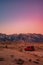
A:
[0, 32, 43, 35]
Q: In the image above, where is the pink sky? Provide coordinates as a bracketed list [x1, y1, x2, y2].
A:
[0, 0, 43, 34]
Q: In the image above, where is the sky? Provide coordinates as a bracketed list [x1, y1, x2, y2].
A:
[0, 0, 43, 34]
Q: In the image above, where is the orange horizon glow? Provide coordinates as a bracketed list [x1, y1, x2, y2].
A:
[0, 21, 43, 35]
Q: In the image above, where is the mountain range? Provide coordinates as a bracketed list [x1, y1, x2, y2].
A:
[0, 33, 43, 43]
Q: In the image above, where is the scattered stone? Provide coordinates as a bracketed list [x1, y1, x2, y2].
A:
[16, 59, 24, 65]
[0, 57, 5, 61]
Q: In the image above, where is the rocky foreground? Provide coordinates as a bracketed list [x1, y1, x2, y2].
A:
[0, 43, 43, 65]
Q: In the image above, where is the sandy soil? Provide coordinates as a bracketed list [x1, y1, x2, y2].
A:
[0, 43, 43, 65]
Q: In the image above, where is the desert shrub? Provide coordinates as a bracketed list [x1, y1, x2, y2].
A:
[29, 59, 32, 62]
[19, 49, 23, 52]
[0, 57, 5, 61]
[10, 55, 14, 58]
[41, 56, 43, 58]
[5, 45, 8, 48]
[33, 61, 39, 64]
[16, 59, 24, 65]
[34, 54, 38, 57]
[36, 59, 40, 61]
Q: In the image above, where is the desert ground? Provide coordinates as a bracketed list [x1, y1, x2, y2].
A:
[0, 42, 43, 65]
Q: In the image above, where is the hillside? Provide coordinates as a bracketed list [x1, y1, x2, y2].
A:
[0, 33, 43, 43]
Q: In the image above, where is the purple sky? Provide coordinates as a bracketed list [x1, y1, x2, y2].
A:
[0, 0, 43, 34]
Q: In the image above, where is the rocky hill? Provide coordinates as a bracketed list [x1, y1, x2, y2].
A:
[0, 33, 43, 43]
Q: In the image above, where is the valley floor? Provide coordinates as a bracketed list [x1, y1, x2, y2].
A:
[0, 42, 43, 65]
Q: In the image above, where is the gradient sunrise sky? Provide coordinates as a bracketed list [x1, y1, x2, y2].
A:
[0, 0, 43, 34]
